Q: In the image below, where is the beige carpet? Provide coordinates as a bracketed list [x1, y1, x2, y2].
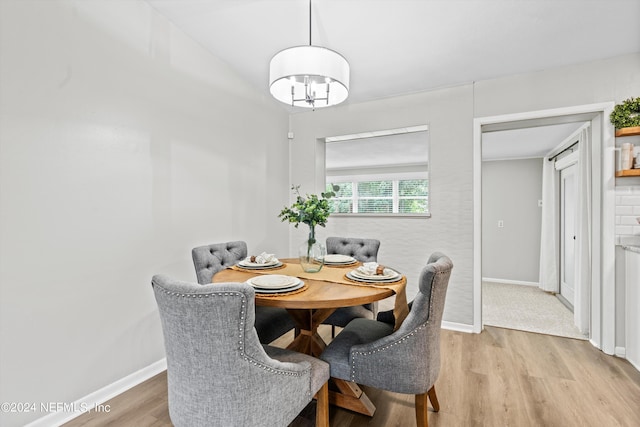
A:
[482, 281, 588, 340]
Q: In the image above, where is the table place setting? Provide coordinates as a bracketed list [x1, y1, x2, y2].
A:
[323, 254, 359, 267]
[245, 274, 307, 296]
[345, 262, 403, 284]
[234, 252, 285, 271]
[216, 258, 410, 331]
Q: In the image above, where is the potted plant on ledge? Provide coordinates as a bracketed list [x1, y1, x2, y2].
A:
[279, 185, 338, 272]
[611, 96, 640, 136]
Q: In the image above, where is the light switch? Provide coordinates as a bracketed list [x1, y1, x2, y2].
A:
[498, 220, 504, 228]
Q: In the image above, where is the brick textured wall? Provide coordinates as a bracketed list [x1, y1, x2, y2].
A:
[616, 185, 640, 237]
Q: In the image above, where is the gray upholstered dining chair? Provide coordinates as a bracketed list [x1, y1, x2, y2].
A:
[320, 252, 453, 427]
[191, 241, 295, 344]
[322, 236, 381, 336]
[152, 275, 330, 427]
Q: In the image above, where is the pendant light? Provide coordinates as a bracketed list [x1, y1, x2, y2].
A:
[269, 0, 350, 109]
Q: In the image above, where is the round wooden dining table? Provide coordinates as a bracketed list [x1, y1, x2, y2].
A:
[213, 258, 403, 416]
[212, 258, 394, 356]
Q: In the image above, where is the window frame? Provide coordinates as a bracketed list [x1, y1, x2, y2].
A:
[324, 125, 431, 218]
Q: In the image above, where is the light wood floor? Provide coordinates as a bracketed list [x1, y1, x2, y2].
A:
[64, 325, 640, 427]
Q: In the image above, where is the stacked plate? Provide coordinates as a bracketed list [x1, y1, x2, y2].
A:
[246, 274, 304, 294]
[324, 254, 358, 266]
[237, 258, 283, 270]
[346, 267, 402, 283]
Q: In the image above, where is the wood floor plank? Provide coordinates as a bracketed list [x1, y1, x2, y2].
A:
[63, 326, 640, 427]
[516, 374, 557, 426]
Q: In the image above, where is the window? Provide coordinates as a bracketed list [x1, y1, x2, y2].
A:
[325, 126, 429, 216]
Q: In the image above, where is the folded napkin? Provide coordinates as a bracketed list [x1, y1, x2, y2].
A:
[357, 262, 392, 276]
[244, 252, 277, 264]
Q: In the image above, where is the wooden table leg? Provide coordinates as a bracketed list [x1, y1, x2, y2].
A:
[329, 379, 376, 416]
[285, 308, 334, 357]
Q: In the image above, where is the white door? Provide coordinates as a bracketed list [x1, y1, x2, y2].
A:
[560, 164, 577, 309]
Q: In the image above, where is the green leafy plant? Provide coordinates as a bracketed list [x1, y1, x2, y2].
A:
[610, 97, 640, 129]
[278, 184, 338, 245]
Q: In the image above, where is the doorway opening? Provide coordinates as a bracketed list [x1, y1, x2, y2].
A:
[480, 123, 587, 339]
[473, 103, 616, 354]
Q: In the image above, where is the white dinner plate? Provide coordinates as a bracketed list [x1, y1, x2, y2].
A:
[252, 280, 305, 294]
[237, 261, 283, 270]
[247, 274, 299, 289]
[238, 259, 280, 268]
[346, 271, 402, 283]
[350, 268, 400, 281]
[324, 254, 357, 264]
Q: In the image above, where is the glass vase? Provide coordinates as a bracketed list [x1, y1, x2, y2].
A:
[299, 227, 326, 272]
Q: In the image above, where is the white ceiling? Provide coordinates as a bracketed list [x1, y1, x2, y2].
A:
[145, 0, 640, 159]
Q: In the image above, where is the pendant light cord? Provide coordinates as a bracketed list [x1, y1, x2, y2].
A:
[309, 0, 312, 46]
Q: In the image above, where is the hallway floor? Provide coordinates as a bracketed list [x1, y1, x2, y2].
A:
[482, 281, 588, 340]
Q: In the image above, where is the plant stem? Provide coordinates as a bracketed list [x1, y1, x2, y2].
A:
[307, 226, 316, 258]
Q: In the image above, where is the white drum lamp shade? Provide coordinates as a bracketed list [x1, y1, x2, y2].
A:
[269, 45, 350, 108]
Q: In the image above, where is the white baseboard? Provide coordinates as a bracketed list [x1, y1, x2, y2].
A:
[615, 346, 626, 358]
[442, 321, 475, 333]
[482, 277, 539, 287]
[25, 358, 167, 427]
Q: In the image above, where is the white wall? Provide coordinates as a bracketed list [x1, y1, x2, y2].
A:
[290, 85, 475, 326]
[482, 158, 543, 283]
[0, 1, 289, 426]
[289, 52, 640, 328]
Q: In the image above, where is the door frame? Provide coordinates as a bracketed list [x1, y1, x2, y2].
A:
[473, 102, 616, 354]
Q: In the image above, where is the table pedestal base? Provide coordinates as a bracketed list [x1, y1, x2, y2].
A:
[330, 379, 376, 416]
[284, 308, 377, 416]
[285, 308, 334, 356]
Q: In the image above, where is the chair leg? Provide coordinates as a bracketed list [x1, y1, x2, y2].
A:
[315, 381, 329, 427]
[415, 386, 439, 427]
[427, 385, 440, 412]
[415, 393, 429, 427]
[331, 325, 336, 338]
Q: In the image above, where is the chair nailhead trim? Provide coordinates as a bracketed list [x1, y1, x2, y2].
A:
[241, 356, 309, 377]
[350, 321, 431, 382]
[157, 287, 309, 382]
[348, 266, 451, 381]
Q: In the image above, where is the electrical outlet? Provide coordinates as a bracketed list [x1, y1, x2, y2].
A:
[498, 220, 504, 228]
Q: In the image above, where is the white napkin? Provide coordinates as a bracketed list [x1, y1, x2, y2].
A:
[245, 252, 277, 264]
[356, 262, 391, 276]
